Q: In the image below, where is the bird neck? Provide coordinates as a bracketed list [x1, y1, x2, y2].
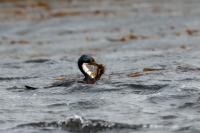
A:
[78, 63, 91, 80]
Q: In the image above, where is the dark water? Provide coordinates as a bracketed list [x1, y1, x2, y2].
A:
[0, 0, 200, 132]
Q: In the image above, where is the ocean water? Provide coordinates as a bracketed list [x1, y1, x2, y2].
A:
[0, 0, 200, 132]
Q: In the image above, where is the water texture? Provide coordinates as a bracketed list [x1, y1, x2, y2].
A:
[0, 0, 200, 132]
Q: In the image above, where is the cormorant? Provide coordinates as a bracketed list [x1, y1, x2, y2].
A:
[24, 55, 105, 89]
[78, 54, 104, 84]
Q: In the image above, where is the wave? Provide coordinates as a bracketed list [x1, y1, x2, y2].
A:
[24, 59, 54, 64]
[115, 83, 167, 95]
[16, 115, 148, 132]
[0, 76, 37, 81]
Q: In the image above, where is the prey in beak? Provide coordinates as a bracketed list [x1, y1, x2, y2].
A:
[78, 55, 105, 84]
[82, 60, 105, 80]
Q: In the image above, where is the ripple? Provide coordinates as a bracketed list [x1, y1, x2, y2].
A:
[181, 87, 200, 94]
[24, 59, 53, 64]
[161, 115, 178, 120]
[0, 76, 37, 81]
[148, 96, 170, 104]
[69, 99, 105, 110]
[46, 103, 68, 108]
[26, 79, 168, 95]
[6, 86, 38, 92]
[148, 94, 192, 105]
[176, 65, 200, 72]
[115, 83, 167, 95]
[175, 126, 192, 131]
[16, 115, 148, 132]
[1, 62, 21, 69]
[178, 102, 198, 109]
[66, 83, 123, 94]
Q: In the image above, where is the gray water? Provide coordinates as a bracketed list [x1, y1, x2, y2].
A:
[0, 0, 200, 132]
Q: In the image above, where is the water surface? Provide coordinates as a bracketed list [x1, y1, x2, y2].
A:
[0, 0, 200, 132]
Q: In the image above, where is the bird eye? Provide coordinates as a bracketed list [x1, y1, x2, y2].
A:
[91, 59, 95, 62]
